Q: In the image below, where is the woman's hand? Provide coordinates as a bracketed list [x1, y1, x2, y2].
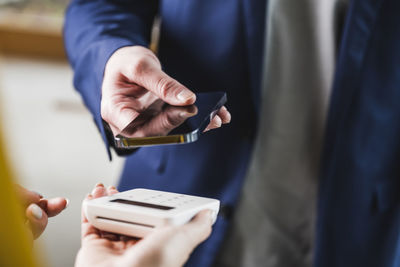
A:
[16, 185, 68, 239]
[75, 184, 213, 267]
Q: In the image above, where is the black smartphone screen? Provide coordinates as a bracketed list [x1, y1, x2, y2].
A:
[116, 92, 227, 143]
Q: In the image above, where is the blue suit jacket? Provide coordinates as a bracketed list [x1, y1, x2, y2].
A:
[316, 0, 400, 266]
[64, 0, 400, 266]
[64, 1, 266, 266]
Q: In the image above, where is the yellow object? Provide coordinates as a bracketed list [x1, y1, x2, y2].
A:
[0, 122, 37, 266]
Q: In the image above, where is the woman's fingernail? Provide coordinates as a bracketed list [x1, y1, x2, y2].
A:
[31, 204, 43, 220]
[95, 183, 104, 187]
[108, 186, 116, 190]
[32, 191, 44, 199]
[65, 198, 70, 208]
[177, 91, 194, 102]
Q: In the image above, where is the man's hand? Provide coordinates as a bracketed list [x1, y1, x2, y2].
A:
[16, 185, 68, 239]
[101, 46, 231, 135]
[75, 184, 213, 267]
[121, 102, 198, 138]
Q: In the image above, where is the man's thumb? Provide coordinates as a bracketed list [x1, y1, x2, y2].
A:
[137, 69, 196, 106]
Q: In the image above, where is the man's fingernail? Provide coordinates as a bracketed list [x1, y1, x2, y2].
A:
[179, 111, 189, 118]
[65, 198, 70, 208]
[180, 109, 197, 118]
[31, 204, 43, 220]
[95, 183, 104, 188]
[177, 91, 194, 102]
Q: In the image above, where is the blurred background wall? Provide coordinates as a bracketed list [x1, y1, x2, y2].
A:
[0, 1, 124, 266]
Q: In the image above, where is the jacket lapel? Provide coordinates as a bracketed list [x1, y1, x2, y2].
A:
[242, 0, 267, 115]
[322, 0, 386, 173]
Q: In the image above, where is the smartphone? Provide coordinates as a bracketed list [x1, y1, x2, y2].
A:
[113, 91, 227, 149]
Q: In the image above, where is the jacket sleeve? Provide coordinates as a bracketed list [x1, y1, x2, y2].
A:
[63, 0, 158, 158]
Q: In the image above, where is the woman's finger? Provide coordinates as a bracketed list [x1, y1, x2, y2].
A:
[45, 197, 69, 217]
[126, 210, 213, 267]
[180, 210, 213, 248]
[100, 231, 120, 241]
[81, 184, 118, 240]
[15, 185, 42, 207]
[81, 194, 92, 223]
[91, 183, 107, 198]
[26, 203, 48, 239]
[81, 194, 100, 240]
[107, 186, 119, 196]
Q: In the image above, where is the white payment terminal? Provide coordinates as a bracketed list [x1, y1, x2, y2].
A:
[84, 188, 220, 238]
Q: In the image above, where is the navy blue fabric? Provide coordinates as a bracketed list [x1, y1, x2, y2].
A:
[64, 0, 400, 266]
[64, 1, 265, 266]
[316, 0, 400, 266]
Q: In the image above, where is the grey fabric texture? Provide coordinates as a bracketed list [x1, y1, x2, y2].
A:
[216, 0, 348, 266]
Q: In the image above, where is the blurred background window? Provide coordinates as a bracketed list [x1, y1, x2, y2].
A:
[0, 1, 124, 266]
[0, 0, 67, 59]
